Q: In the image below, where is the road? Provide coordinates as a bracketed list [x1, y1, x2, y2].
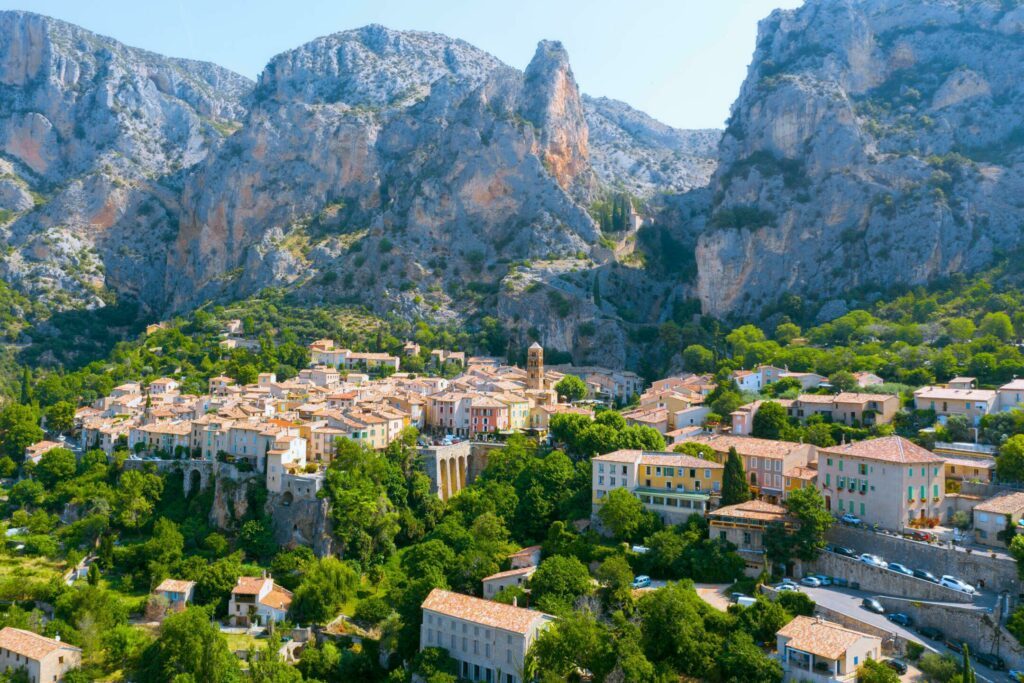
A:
[796, 584, 1008, 682]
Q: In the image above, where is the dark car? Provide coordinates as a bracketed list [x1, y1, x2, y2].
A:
[913, 568, 940, 583]
[975, 652, 1007, 671]
[945, 640, 964, 654]
[832, 545, 857, 557]
[919, 626, 944, 640]
[887, 612, 914, 627]
[861, 598, 885, 614]
[832, 577, 850, 588]
[885, 659, 908, 675]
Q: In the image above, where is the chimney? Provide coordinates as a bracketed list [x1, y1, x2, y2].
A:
[512, 596, 518, 607]
[54, 634, 60, 642]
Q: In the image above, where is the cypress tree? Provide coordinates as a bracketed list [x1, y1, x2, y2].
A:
[962, 644, 976, 683]
[20, 367, 31, 405]
[722, 446, 751, 506]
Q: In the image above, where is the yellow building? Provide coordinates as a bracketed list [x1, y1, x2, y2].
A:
[591, 449, 724, 526]
[783, 465, 818, 498]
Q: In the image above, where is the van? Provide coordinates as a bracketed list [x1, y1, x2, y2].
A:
[737, 596, 757, 607]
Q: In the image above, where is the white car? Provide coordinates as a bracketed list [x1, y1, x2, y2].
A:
[776, 583, 799, 592]
[840, 513, 862, 525]
[631, 575, 652, 589]
[859, 553, 886, 568]
[940, 575, 976, 595]
[800, 576, 822, 587]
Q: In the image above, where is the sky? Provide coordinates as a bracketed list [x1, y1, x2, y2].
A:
[4, 0, 804, 129]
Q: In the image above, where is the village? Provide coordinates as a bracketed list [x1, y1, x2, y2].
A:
[16, 314, 1024, 682]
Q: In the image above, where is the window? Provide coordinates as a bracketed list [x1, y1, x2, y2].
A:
[860, 503, 865, 515]
[826, 458, 833, 466]
[704, 469, 711, 479]
[825, 473, 831, 486]
[934, 467, 939, 476]
[907, 486, 913, 501]
[858, 463, 868, 475]
[621, 465, 626, 475]
[598, 476, 604, 485]
[920, 485, 925, 499]
[655, 467, 662, 476]
[689, 468, 696, 478]
[933, 484, 938, 498]
[908, 467, 913, 477]
[839, 460, 844, 471]
[719, 530, 727, 541]
[751, 457, 758, 469]
[743, 532, 751, 544]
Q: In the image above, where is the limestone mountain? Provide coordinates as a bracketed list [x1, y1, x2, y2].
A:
[696, 0, 1024, 319]
[583, 95, 719, 197]
[0, 10, 250, 309]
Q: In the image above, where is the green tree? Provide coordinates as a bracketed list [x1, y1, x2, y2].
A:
[44, 401, 75, 434]
[637, 581, 719, 676]
[765, 486, 833, 566]
[682, 345, 715, 373]
[35, 447, 76, 488]
[0, 403, 43, 460]
[962, 643, 977, 683]
[597, 487, 647, 542]
[290, 557, 360, 624]
[527, 610, 615, 682]
[737, 595, 792, 643]
[247, 634, 303, 683]
[138, 606, 241, 683]
[528, 555, 592, 614]
[999, 434, 1024, 483]
[412, 647, 459, 683]
[752, 401, 789, 440]
[979, 312, 1014, 341]
[774, 322, 801, 345]
[858, 658, 901, 683]
[554, 375, 588, 403]
[828, 371, 859, 393]
[719, 630, 783, 682]
[721, 447, 751, 506]
[595, 554, 634, 608]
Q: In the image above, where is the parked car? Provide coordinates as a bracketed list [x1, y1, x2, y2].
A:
[859, 553, 886, 568]
[918, 626, 944, 640]
[730, 592, 746, 603]
[776, 583, 799, 592]
[813, 575, 832, 586]
[841, 513, 862, 525]
[945, 640, 964, 654]
[913, 568, 940, 583]
[861, 598, 885, 614]
[888, 562, 913, 576]
[887, 612, 913, 627]
[832, 577, 850, 588]
[737, 596, 757, 607]
[631, 575, 652, 589]
[781, 578, 797, 585]
[975, 652, 1006, 671]
[885, 659, 908, 675]
[831, 545, 857, 557]
[940, 575, 977, 595]
[800, 576, 822, 587]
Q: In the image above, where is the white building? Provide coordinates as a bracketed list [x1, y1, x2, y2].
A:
[420, 589, 554, 683]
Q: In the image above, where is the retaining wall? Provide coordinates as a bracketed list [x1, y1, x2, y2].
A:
[810, 553, 973, 603]
[827, 525, 1020, 594]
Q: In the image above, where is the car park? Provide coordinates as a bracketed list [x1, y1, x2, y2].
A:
[918, 626, 944, 640]
[800, 576, 822, 587]
[888, 562, 913, 576]
[885, 659, 908, 675]
[886, 612, 913, 627]
[859, 553, 886, 568]
[861, 598, 885, 614]
[631, 575, 652, 589]
[841, 513, 862, 525]
[975, 652, 1006, 671]
[940, 575, 976, 595]
[913, 568, 939, 583]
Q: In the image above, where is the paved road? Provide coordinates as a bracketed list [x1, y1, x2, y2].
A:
[797, 584, 1008, 682]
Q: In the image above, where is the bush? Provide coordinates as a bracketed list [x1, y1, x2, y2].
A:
[353, 597, 392, 625]
[917, 652, 959, 682]
[906, 640, 924, 661]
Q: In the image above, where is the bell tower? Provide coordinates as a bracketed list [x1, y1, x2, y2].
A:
[527, 342, 544, 391]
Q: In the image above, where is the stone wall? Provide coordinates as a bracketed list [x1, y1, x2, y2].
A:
[809, 553, 973, 603]
[876, 596, 1024, 668]
[268, 491, 334, 558]
[827, 525, 1020, 594]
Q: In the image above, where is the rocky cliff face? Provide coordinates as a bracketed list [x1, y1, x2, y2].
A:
[167, 26, 604, 317]
[0, 11, 250, 310]
[696, 0, 1024, 318]
[584, 95, 719, 197]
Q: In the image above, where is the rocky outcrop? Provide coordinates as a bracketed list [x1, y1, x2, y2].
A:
[584, 95, 719, 196]
[0, 10, 250, 310]
[696, 0, 1024, 318]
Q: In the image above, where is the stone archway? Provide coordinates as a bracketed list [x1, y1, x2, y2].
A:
[183, 461, 212, 497]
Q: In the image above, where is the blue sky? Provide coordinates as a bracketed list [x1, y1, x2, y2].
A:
[5, 0, 803, 129]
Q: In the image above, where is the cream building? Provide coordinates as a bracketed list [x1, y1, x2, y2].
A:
[777, 616, 882, 682]
[420, 589, 553, 683]
[816, 436, 944, 529]
[0, 627, 82, 683]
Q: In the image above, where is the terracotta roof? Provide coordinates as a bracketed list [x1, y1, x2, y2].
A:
[232, 577, 269, 595]
[833, 392, 895, 404]
[913, 386, 996, 402]
[421, 589, 552, 634]
[482, 566, 536, 582]
[593, 450, 722, 469]
[155, 579, 196, 594]
[680, 435, 809, 459]
[260, 586, 293, 610]
[0, 627, 81, 660]
[777, 616, 877, 660]
[509, 545, 541, 558]
[709, 499, 790, 523]
[819, 436, 942, 464]
[784, 465, 818, 480]
[974, 492, 1024, 515]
